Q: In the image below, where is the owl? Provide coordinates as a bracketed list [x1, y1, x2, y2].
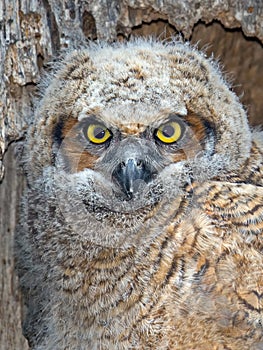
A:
[16, 38, 263, 350]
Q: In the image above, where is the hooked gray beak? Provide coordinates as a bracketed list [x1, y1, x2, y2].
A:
[112, 158, 156, 199]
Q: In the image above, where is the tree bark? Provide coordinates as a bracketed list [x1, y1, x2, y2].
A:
[0, 1, 262, 348]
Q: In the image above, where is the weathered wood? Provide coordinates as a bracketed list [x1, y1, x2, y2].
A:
[0, 144, 28, 350]
[0, 1, 262, 348]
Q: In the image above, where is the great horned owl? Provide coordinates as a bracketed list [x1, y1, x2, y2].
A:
[16, 39, 263, 350]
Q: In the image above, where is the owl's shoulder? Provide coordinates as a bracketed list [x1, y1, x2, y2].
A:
[195, 179, 263, 244]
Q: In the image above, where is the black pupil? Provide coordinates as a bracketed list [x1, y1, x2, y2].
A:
[94, 127, 105, 139]
[162, 125, 175, 138]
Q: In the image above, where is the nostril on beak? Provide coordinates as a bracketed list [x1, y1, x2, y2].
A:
[112, 158, 155, 199]
[136, 159, 143, 168]
[120, 161, 126, 170]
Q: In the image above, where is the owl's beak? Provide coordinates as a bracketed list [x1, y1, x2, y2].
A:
[112, 158, 155, 199]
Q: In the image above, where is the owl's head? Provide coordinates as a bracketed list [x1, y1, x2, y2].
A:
[26, 39, 251, 246]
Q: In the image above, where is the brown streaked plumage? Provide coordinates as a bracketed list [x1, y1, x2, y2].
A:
[16, 39, 263, 350]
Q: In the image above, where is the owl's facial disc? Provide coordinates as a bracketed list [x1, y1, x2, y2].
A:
[54, 112, 217, 209]
[112, 157, 157, 200]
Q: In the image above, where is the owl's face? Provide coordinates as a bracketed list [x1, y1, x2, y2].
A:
[55, 108, 210, 200]
[27, 40, 252, 247]
[49, 103, 224, 248]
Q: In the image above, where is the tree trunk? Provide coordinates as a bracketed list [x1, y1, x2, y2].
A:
[0, 1, 262, 348]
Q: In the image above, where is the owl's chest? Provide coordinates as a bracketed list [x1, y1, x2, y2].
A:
[53, 201, 262, 349]
[61, 216, 225, 344]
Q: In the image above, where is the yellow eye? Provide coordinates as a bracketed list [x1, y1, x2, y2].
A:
[155, 121, 182, 144]
[85, 124, 111, 144]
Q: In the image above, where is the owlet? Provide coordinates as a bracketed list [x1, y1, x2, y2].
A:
[16, 39, 263, 350]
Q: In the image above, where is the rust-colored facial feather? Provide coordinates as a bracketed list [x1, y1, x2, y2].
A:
[184, 113, 209, 143]
[58, 118, 99, 172]
[170, 113, 212, 162]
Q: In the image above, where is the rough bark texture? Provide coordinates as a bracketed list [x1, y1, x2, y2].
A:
[0, 1, 262, 349]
